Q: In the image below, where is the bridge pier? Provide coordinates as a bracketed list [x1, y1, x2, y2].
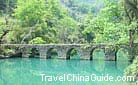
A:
[22, 53, 29, 58]
[22, 48, 30, 58]
[58, 50, 67, 59]
[39, 49, 47, 59]
[105, 47, 116, 61]
[80, 49, 90, 60]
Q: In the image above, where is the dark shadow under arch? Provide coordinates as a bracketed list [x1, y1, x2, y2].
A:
[66, 48, 80, 60]
[29, 48, 40, 58]
[46, 48, 58, 59]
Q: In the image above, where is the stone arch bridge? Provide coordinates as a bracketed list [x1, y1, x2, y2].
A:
[1, 43, 138, 61]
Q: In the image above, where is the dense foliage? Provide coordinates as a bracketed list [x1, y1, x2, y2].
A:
[0, 0, 133, 44]
[124, 57, 138, 81]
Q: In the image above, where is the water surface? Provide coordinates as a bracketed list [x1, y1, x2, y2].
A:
[0, 58, 134, 85]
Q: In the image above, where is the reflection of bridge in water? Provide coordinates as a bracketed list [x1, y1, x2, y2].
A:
[0, 58, 130, 85]
[0, 44, 138, 61]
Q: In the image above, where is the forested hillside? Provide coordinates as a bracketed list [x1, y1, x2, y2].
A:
[0, 0, 131, 44]
[60, 0, 104, 21]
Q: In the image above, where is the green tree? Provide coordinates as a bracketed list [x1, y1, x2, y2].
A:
[56, 16, 81, 43]
[0, 0, 17, 14]
[29, 37, 45, 44]
[123, 0, 138, 22]
[12, 0, 66, 44]
[82, 0, 129, 44]
[123, 0, 138, 43]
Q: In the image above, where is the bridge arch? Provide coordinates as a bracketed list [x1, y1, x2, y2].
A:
[46, 48, 58, 59]
[21, 47, 40, 58]
[66, 48, 80, 60]
[90, 47, 105, 60]
[116, 47, 129, 61]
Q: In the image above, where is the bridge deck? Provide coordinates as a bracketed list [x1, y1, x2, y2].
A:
[0, 43, 116, 46]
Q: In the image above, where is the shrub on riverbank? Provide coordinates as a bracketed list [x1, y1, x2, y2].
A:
[124, 56, 138, 82]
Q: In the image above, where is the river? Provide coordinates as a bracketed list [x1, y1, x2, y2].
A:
[0, 49, 136, 85]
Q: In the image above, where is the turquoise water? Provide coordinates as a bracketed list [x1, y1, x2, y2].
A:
[0, 58, 134, 85]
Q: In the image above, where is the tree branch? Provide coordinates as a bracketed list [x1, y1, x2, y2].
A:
[20, 20, 39, 44]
